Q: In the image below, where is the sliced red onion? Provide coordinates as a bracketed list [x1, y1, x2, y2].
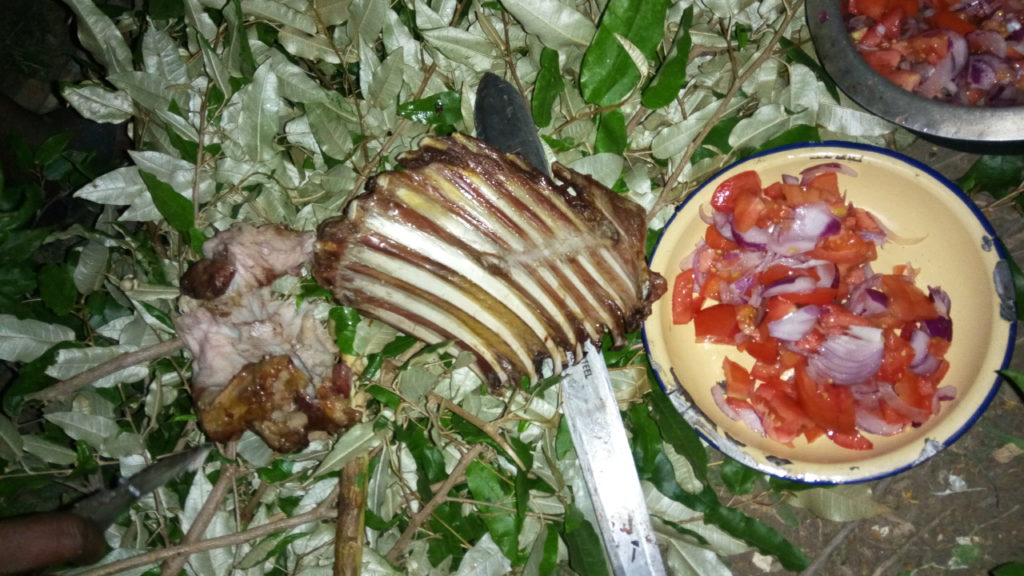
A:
[855, 406, 906, 436]
[799, 162, 858, 187]
[846, 275, 890, 315]
[768, 305, 821, 341]
[782, 173, 799, 185]
[762, 275, 818, 298]
[711, 383, 739, 419]
[712, 384, 767, 436]
[713, 210, 735, 241]
[936, 385, 957, 402]
[734, 403, 766, 437]
[879, 381, 931, 423]
[769, 202, 840, 255]
[814, 261, 838, 289]
[807, 325, 884, 385]
[968, 29, 1008, 58]
[909, 328, 942, 375]
[734, 225, 769, 250]
[929, 286, 951, 317]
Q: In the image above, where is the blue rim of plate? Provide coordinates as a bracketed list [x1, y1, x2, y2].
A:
[642, 140, 1017, 484]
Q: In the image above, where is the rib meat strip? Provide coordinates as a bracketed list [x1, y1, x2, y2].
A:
[313, 134, 666, 388]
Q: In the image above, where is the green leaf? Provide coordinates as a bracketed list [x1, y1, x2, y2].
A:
[580, 0, 670, 106]
[0, 183, 42, 232]
[140, 171, 195, 234]
[595, 109, 627, 155]
[641, 6, 693, 110]
[786, 484, 890, 522]
[531, 47, 564, 128]
[64, 0, 133, 73]
[719, 459, 761, 495]
[0, 414, 22, 463]
[999, 369, 1024, 394]
[44, 411, 120, 449]
[313, 421, 385, 476]
[992, 562, 1024, 576]
[779, 37, 840, 102]
[0, 315, 75, 363]
[394, 420, 447, 495]
[34, 133, 75, 168]
[646, 376, 708, 483]
[561, 505, 611, 576]
[0, 228, 48, 266]
[38, 264, 77, 317]
[957, 154, 1024, 199]
[704, 504, 810, 571]
[1001, 253, 1024, 322]
[329, 306, 361, 356]
[753, 124, 822, 154]
[466, 460, 525, 565]
[256, 458, 296, 483]
[498, 0, 596, 51]
[397, 91, 463, 129]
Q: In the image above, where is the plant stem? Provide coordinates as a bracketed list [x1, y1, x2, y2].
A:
[334, 453, 369, 576]
[75, 484, 339, 576]
[384, 443, 487, 566]
[27, 338, 184, 402]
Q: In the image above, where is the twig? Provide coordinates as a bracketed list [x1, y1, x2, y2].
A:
[431, 393, 526, 470]
[654, 0, 802, 216]
[159, 463, 240, 576]
[800, 476, 894, 576]
[76, 484, 340, 576]
[868, 508, 953, 576]
[27, 339, 185, 403]
[384, 443, 487, 566]
[334, 453, 369, 576]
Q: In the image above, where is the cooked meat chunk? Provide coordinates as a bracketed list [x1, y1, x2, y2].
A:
[175, 224, 357, 452]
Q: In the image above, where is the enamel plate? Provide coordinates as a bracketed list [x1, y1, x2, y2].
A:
[643, 142, 1017, 484]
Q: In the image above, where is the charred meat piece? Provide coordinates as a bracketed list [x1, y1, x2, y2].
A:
[313, 134, 666, 388]
[175, 224, 358, 452]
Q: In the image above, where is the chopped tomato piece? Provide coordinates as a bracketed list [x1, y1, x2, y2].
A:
[848, 0, 890, 21]
[741, 338, 779, 364]
[795, 365, 857, 435]
[694, 303, 740, 344]
[779, 287, 839, 306]
[705, 224, 738, 251]
[879, 274, 939, 324]
[861, 49, 903, 73]
[929, 10, 977, 35]
[733, 190, 766, 233]
[877, 330, 914, 382]
[723, 357, 754, 400]
[907, 34, 949, 64]
[808, 229, 877, 266]
[671, 269, 700, 325]
[711, 170, 761, 213]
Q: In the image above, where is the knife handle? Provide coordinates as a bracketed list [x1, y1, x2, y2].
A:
[0, 512, 106, 574]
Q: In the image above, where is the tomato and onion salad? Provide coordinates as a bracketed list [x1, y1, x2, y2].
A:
[845, 0, 1024, 105]
[671, 165, 955, 450]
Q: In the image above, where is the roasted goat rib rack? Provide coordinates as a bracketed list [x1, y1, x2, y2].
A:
[175, 134, 665, 451]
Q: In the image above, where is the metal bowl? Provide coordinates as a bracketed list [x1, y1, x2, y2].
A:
[643, 142, 1016, 484]
[806, 0, 1024, 142]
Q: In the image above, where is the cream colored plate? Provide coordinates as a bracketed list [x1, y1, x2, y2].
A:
[643, 143, 1016, 484]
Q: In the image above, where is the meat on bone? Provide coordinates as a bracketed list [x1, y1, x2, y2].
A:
[175, 134, 665, 450]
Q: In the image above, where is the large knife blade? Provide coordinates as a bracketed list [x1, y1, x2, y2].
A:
[475, 72, 665, 576]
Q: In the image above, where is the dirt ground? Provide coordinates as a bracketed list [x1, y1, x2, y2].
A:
[725, 140, 1024, 576]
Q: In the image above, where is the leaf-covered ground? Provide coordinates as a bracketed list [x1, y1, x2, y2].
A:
[0, 0, 1022, 575]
